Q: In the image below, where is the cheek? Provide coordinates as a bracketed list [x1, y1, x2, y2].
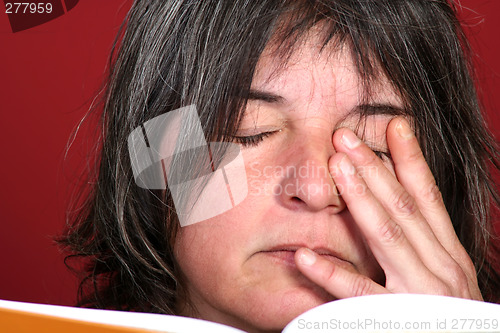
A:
[246, 161, 279, 199]
[173, 149, 274, 283]
[175, 226, 214, 280]
[174, 220, 244, 277]
[173, 195, 266, 292]
[174, 222, 243, 306]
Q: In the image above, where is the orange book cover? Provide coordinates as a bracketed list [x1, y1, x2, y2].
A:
[2, 295, 499, 333]
[0, 299, 244, 333]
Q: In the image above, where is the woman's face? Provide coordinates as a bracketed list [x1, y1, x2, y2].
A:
[174, 32, 403, 332]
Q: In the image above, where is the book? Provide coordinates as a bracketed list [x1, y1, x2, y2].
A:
[1, 294, 499, 332]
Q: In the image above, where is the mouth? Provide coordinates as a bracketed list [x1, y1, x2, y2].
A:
[258, 245, 351, 269]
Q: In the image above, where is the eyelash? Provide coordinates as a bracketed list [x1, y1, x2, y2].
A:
[232, 132, 276, 147]
[373, 150, 392, 160]
[233, 132, 392, 160]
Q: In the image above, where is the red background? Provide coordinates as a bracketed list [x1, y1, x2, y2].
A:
[0, 0, 498, 306]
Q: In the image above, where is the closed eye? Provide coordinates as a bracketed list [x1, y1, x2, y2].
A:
[233, 132, 392, 158]
[232, 131, 278, 147]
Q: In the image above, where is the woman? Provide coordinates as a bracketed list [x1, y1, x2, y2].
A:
[60, 0, 500, 332]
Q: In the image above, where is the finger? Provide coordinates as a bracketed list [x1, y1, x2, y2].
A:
[294, 248, 387, 298]
[328, 151, 436, 289]
[387, 118, 461, 254]
[387, 118, 480, 298]
[333, 127, 473, 299]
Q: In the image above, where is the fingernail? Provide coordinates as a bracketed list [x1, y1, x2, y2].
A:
[395, 119, 414, 140]
[338, 155, 356, 176]
[341, 131, 361, 149]
[298, 248, 317, 266]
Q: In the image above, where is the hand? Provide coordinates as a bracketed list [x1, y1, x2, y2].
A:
[294, 117, 483, 301]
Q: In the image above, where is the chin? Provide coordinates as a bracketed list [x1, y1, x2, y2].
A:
[233, 281, 335, 333]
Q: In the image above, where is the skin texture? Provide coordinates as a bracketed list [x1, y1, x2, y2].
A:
[174, 32, 482, 333]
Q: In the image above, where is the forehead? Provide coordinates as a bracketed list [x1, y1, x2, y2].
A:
[250, 28, 402, 112]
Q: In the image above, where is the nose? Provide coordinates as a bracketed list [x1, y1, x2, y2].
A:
[277, 136, 346, 213]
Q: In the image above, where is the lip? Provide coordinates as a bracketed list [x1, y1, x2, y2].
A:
[258, 244, 352, 268]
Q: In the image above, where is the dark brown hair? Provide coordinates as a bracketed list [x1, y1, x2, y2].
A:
[59, 0, 500, 314]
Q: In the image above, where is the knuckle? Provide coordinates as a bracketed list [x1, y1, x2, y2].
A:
[433, 281, 452, 296]
[406, 147, 424, 164]
[461, 255, 477, 276]
[423, 275, 453, 296]
[389, 189, 418, 218]
[324, 263, 338, 285]
[357, 164, 377, 179]
[346, 179, 371, 199]
[350, 275, 375, 297]
[361, 151, 380, 167]
[452, 246, 477, 277]
[445, 262, 470, 294]
[375, 217, 405, 246]
[420, 181, 443, 205]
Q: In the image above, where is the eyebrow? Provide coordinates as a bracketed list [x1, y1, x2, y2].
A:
[349, 103, 406, 117]
[247, 89, 285, 103]
[247, 89, 405, 117]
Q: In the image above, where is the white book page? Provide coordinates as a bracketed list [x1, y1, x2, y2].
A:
[283, 294, 500, 333]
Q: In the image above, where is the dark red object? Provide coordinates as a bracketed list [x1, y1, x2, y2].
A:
[3, 0, 79, 33]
